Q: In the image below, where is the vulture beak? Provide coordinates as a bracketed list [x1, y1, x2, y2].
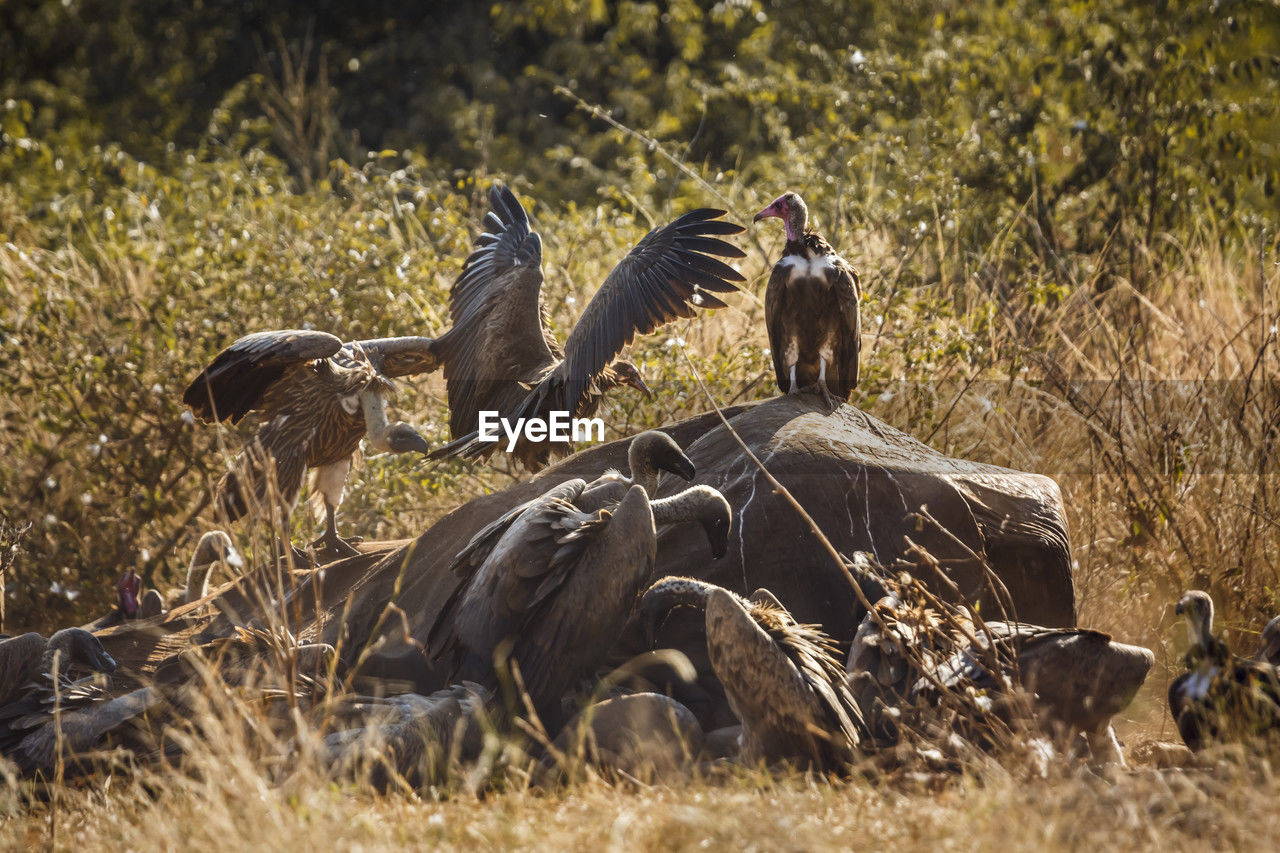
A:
[753, 199, 784, 223]
[386, 423, 432, 456]
[627, 373, 654, 400]
[664, 453, 696, 482]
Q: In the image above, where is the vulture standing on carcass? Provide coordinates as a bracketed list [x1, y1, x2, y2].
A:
[183, 330, 435, 556]
[638, 577, 864, 769]
[0, 628, 117, 707]
[754, 191, 861, 408]
[1168, 590, 1280, 751]
[427, 184, 746, 469]
[427, 479, 732, 732]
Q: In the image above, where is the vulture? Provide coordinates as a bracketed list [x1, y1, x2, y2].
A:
[1168, 590, 1280, 752]
[753, 191, 861, 407]
[1256, 614, 1280, 666]
[0, 628, 117, 707]
[638, 577, 864, 769]
[427, 480, 732, 731]
[847, 594, 1153, 763]
[139, 530, 244, 619]
[117, 569, 142, 619]
[316, 682, 490, 789]
[183, 330, 434, 556]
[0, 682, 161, 778]
[427, 184, 746, 469]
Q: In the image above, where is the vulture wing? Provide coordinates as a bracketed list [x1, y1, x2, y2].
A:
[0, 633, 47, 706]
[763, 261, 793, 395]
[522, 208, 746, 420]
[826, 251, 862, 396]
[433, 185, 556, 438]
[183, 330, 343, 424]
[351, 336, 441, 379]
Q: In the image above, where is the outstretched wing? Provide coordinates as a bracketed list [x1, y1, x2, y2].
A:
[351, 336, 442, 379]
[528, 208, 746, 420]
[433, 185, 556, 437]
[183, 330, 343, 424]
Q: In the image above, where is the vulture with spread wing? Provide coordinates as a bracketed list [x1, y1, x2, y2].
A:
[428, 184, 745, 469]
[754, 191, 861, 407]
[183, 331, 435, 556]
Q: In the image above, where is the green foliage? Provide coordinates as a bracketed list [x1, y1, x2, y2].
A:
[0, 0, 1278, 631]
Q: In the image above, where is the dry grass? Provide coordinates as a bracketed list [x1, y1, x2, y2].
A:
[5, 139, 1280, 848]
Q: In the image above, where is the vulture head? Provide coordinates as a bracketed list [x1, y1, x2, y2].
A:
[753, 191, 809, 243]
[46, 627, 117, 675]
[1175, 590, 1216, 648]
[116, 569, 141, 619]
[629, 430, 696, 484]
[652, 485, 732, 559]
[605, 360, 653, 399]
[377, 422, 432, 456]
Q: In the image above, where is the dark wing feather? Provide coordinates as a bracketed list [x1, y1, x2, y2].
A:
[183, 330, 343, 424]
[546, 208, 746, 418]
[828, 253, 862, 396]
[763, 261, 793, 393]
[433, 185, 555, 437]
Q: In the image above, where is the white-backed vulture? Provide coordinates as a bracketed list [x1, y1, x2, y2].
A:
[0, 628, 117, 707]
[1169, 590, 1280, 751]
[847, 593, 1152, 762]
[754, 191, 861, 407]
[638, 577, 863, 769]
[0, 684, 161, 777]
[316, 682, 490, 789]
[427, 481, 731, 731]
[427, 184, 746, 469]
[183, 330, 433, 556]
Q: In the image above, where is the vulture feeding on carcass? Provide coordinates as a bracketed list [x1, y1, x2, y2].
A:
[638, 577, 864, 769]
[0, 628, 117, 707]
[427, 184, 746, 470]
[846, 591, 1152, 763]
[183, 330, 436, 556]
[427, 478, 732, 731]
[754, 191, 861, 408]
[1168, 590, 1280, 751]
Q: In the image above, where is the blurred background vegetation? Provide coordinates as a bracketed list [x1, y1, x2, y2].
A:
[1, 0, 1278, 649]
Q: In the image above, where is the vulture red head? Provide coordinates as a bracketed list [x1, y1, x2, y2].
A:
[607, 360, 653, 399]
[753, 192, 810, 243]
[117, 569, 141, 619]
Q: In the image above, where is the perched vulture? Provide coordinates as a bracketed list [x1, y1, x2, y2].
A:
[427, 480, 732, 731]
[428, 184, 746, 469]
[1169, 590, 1280, 752]
[638, 577, 864, 769]
[0, 628, 117, 707]
[754, 191, 861, 407]
[183, 330, 434, 556]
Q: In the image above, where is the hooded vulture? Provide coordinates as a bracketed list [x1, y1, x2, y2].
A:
[427, 479, 731, 732]
[1169, 590, 1280, 751]
[754, 191, 861, 407]
[183, 331, 435, 556]
[427, 184, 746, 469]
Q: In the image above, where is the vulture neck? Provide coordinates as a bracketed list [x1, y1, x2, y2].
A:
[784, 197, 809, 244]
[643, 576, 717, 613]
[650, 485, 725, 526]
[627, 442, 661, 495]
[38, 630, 72, 675]
[360, 389, 393, 452]
[187, 531, 235, 604]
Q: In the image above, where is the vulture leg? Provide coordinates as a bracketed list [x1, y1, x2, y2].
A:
[316, 503, 360, 559]
[788, 363, 798, 394]
[309, 459, 360, 558]
[817, 356, 836, 410]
